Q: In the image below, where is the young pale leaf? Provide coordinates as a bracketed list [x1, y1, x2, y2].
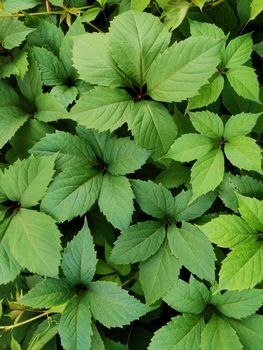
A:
[131, 179, 175, 219]
[6, 209, 61, 277]
[226, 66, 260, 102]
[162, 0, 192, 30]
[20, 279, 74, 308]
[250, 0, 263, 20]
[0, 18, 34, 49]
[166, 134, 214, 162]
[110, 221, 166, 264]
[62, 220, 97, 286]
[11, 338, 21, 350]
[103, 137, 150, 175]
[35, 93, 68, 122]
[168, 223, 215, 283]
[59, 295, 92, 350]
[88, 281, 149, 327]
[130, 0, 151, 10]
[98, 174, 134, 230]
[218, 241, 263, 290]
[147, 36, 223, 102]
[0, 244, 21, 285]
[70, 87, 133, 132]
[201, 315, 243, 350]
[109, 10, 170, 86]
[237, 194, 263, 233]
[223, 33, 253, 69]
[148, 314, 204, 350]
[164, 276, 210, 314]
[191, 148, 225, 200]
[73, 33, 126, 87]
[223, 112, 261, 139]
[224, 136, 262, 174]
[212, 289, 263, 319]
[200, 215, 257, 249]
[139, 240, 180, 305]
[128, 100, 177, 159]
[189, 111, 224, 139]
[41, 167, 102, 223]
[1, 155, 55, 208]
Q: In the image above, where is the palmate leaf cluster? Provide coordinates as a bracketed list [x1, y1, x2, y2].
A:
[0, 0, 262, 349]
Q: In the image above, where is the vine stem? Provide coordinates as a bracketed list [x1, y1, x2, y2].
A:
[208, 0, 225, 7]
[0, 311, 50, 331]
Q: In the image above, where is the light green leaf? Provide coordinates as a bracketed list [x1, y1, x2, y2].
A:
[0, 17, 34, 49]
[0, 244, 21, 285]
[166, 134, 214, 162]
[88, 281, 149, 327]
[90, 323, 105, 350]
[110, 221, 166, 264]
[62, 220, 97, 286]
[131, 179, 174, 219]
[130, 0, 151, 10]
[147, 36, 223, 102]
[201, 314, 242, 350]
[20, 279, 74, 308]
[212, 289, 263, 319]
[223, 112, 261, 139]
[11, 337, 21, 350]
[59, 295, 92, 350]
[218, 241, 263, 290]
[163, 0, 191, 30]
[191, 148, 225, 200]
[73, 33, 126, 87]
[70, 86, 133, 132]
[224, 136, 262, 174]
[168, 223, 215, 283]
[0, 80, 19, 107]
[139, 240, 180, 304]
[200, 214, 257, 249]
[254, 41, 263, 58]
[226, 66, 260, 102]
[192, 0, 206, 9]
[1, 155, 55, 208]
[103, 137, 150, 175]
[51, 85, 78, 108]
[190, 21, 225, 39]
[189, 111, 224, 139]
[250, 0, 263, 20]
[223, 33, 253, 69]
[149, 314, 204, 350]
[0, 106, 29, 149]
[35, 93, 69, 122]
[109, 10, 170, 86]
[76, 127, 110, 159]
[0, 48, 29, 80]
[6, 208, 61, 277]
[236, 194, 263, 232]
[0, 0, 41, 14]
[81, 7, 101, 23]
[164, 276, 210, 314]
[128, 100, 177, 159]
[98, 174, 134, 230]
[41, 167, 102, 223]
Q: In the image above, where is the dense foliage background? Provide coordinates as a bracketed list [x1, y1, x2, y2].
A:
[0, 0, 262, 349]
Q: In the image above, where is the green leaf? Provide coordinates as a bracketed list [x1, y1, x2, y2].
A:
[0, 80, 19, 107]
[35, 93, 69, 122]
[139, 240, 180, 304]
[190, 21, 225, 39]
[0, 17, 34, 49]
[0, 0, 41, 14]
[155, 162, 190, 189]
[130, 0, 151, 10]
[0, 49, 29, 79]
[224, 136, 262, 174]
[98, 174, 134, 230]
[212, 289, 263, 319]
[191, 148, 225, 200]
[59, 295, 92, 350]
[166, 134, 214, 162]
[200, 214, 257, 249]
[11, 337, 21, 350]
[20, 279, 74, 308]
[32, 47, 67, 86]
[131, 179, 174, 219]
[62, 220, 97, 286]
[223, 112, 261, 139]
[128, 100, 177, 159]
[189, 111, 224, 139]
[250, 0, 263, 20]
[110, 221, 166, 264]
[5, 208, 61, 277]
[218, 241, 263, 290]
[81, 7, 101, 23]
[41, 167, 102, 223]
[109, 10, 170, 86]
[168, 223, 215, 283]
[254, 41, 263, 58]
[51, 85, 78, 108]
[73, 33, 126, 87]
[70, 87, 133, 132]
[236, 194, 263, 232]
[147, 36, 223, 102]
[87, 281, 148, 327]
[103, 137, 150, 175]
[1, 155, 55, 208]
[0, 244, 21, 285]
[0, 106, 29, 149]
[164, 276, 210, 314]
[226, 66, 260, 102]
[90, 323, 105, 350]
[223, 33, 253, 69]
[148, 314, 204, 350]
[201, 314, 243, 350]
[76, 127, 110, 159]
[162, 0, 191, 30]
